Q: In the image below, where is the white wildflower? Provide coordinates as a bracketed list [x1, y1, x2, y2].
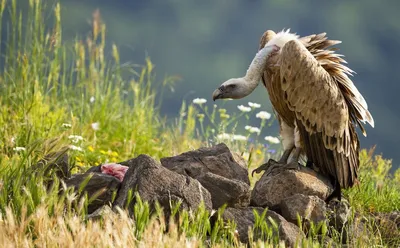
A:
[264, 136, 280, 144]
[237, 105, 251, 112]
[62, 123, 72, 128]
[13, 147, 26, 152]
[91, 122, 100, 131]
[248, 102, 261, 108]
[217, 133, 232, 140]
[256, 111, 271, 120]
[193, 98, 207, 105]
[69, 145, 83, 152]
[68, 135, 84, 143]
[233, 135, 247, 141]
[245, 125, 252, 130]
[90, 96, 95, 103]
[249, 127, 261, 134]
[10, 137, 15, 144]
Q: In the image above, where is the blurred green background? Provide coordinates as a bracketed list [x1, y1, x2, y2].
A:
[18, 0, 400, 168]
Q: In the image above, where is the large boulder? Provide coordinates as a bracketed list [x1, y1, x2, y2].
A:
[160, 143, 249, 185]
[65, 173, 121, 214]
[280, 194, 327, 228]
[160, 143, 250, 208]
[221, 207, 304, 247]
[251, 165, 334, 208]
[113, 154, 212, 217]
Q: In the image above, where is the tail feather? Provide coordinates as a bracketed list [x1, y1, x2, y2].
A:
[296, 120, 359, 190]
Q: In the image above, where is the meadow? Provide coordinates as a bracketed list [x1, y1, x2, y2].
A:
[0, 1, 399, 247]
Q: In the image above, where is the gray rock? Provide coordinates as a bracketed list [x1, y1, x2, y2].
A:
[160, 143, 251, 208]
[251, 166, 334, 208]
[327, 199, 351, 231]
[160, 143, 250, 185]
[86, 205, 113, 221]
[34, 148, 71, 180]
[86, 165, 101, 173]
[65, 173, 121, 214]
[373, 211, 400, 245]
[281, 194, 327, 228]
[196, 172, 251, 209]
[195, 172, 250, 208]
[221, 207, 304, 247]
[113, 154, 212, 217]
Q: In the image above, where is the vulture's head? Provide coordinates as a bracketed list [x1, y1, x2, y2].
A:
[212, 78, 253, 101]
[212, 43, 282, 102]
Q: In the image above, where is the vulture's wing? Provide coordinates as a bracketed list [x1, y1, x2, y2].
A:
[280, 39, 350, 153]
[279, 39, 368, 188]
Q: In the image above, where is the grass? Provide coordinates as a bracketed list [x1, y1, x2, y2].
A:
[0, 0, 399, 247]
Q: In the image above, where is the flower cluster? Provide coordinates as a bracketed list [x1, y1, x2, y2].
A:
[245, 125, 261, 134]
[264, 136, 280, 144]
[217, 133, 247, 141]
[68, 135, 84, 143]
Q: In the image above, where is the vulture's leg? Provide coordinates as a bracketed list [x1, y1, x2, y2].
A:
[251, 121, 296, 176]
[251, 145, 294, 177]
[277, 145, 294, 164]
[284, 147, 302, 170]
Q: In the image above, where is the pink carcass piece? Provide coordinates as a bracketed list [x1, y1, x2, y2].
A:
[101, 163, 129, 181]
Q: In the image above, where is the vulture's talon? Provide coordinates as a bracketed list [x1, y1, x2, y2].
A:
[251, 159, 278, 177]
[251, 159, 300, 177]
[284, 160, 300, 171]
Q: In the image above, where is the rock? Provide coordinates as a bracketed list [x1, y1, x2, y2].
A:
[344, 215, 370, 245]
[373, 211, 400, 245]
[221, 207, 304, 247]
[113, 154, 212, 217]
[160, 143, 251, 208]
[280, 194, 327, 229]
[86, 205, 113, 221]
[86, 165, 101, 173]
[34, 149, 71, 180]
[196, 172, 250, 208]
[160, 143, 250, 185]
[65, 173, 121, 214]
[327, 199, 351, 231]
[251, 166, 334, 208]
[375, 211, 400, 229]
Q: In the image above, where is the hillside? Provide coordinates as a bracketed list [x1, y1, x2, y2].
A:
[0, 1, 399, 247]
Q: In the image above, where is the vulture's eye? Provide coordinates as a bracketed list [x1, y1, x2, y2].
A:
[230, 84, 236, 89]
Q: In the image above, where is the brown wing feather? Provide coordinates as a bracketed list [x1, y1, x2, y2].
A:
[279, 39, 359, 188]
[280, 39, 350, 153]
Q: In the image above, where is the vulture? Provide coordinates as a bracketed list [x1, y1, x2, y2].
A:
[212, 29, 374, 198]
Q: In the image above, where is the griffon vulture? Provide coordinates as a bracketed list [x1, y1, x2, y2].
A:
[212, 29, 374, 197]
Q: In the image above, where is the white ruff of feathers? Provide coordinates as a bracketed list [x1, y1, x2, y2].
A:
[265, 29, 299, 48]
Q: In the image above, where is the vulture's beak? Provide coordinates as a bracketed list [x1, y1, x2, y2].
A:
[212, 88, 222, 101]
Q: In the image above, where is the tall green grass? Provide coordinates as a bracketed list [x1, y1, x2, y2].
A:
[0, 0, 398, 247]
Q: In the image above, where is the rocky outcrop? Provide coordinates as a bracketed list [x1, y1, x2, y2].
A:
[161, 143, 251, 208]
[113, 154, 212, 217]
[56, 143, 395, 247]
[251, 166, 334, 208]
